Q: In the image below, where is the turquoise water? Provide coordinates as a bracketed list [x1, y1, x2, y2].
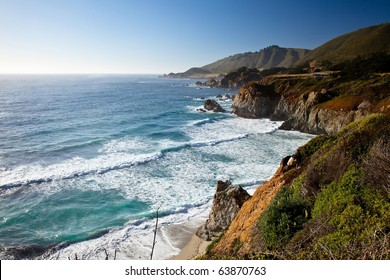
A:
[0, 75, 313, 259]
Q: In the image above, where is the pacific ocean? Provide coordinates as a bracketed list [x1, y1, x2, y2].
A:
[0, 75, 313, 259]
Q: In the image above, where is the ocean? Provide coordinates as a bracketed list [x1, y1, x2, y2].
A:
[0, 75, 313, 260]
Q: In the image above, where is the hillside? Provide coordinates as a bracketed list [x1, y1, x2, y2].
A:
[202, 45, 311, 74]
[296, 23, 390, 66]
[202, 113, 389, 260]
[198, 49, 390, 260]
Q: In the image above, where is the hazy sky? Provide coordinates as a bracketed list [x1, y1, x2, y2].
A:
[1, 0, 389, 74]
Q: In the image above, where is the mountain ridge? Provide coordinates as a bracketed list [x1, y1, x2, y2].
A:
[296, 23, 390, 65]
[201, 45, 311, 74]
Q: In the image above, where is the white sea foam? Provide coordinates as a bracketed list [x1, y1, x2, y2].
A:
[185, 117, 282, 143]
[186, 118, 211, 127]
[0, 152, 163, 189]
[44, 200, 211, 260]
[186, 105, 207, 113]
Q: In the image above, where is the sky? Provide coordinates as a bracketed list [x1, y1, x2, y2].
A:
[0, 0, 389, 74]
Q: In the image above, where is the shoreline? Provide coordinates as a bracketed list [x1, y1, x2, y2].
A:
[170, 234, 211, 260]
[169, 187, 256, 260]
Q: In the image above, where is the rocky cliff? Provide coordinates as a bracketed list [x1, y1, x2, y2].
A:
[231, 82, 280, 118]
[202, 114, 389, 260]
[232, 73, 390, 135]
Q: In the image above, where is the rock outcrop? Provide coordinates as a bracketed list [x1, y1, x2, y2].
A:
[203, 78, 218, 88]
[231, 74, 388, 135]
[232, 82, 280, 118]
[272, 88, 367, 135]
[208, 162, 287, 255]
[204, 99, 226, 113]
[196, 180, 251, 241]
[218, 67, 262, 89]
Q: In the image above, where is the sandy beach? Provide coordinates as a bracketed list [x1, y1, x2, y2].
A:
[171, 234, 211, 260]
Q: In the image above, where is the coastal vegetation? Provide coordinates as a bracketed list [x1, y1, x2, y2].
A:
[202, 114, 389, 260]
[195, 23, 390, 260]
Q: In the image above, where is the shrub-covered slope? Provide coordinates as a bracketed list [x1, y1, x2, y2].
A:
[204, 114, 389, 259]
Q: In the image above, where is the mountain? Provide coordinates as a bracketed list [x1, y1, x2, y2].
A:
[297, 23, 390, 65]
[201, 45, 311, 74]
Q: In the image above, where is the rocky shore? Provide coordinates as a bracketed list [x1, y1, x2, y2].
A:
[231, 74, 390, 135]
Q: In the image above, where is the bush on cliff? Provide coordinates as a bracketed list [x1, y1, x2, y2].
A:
[257, 181, 311, 249]
[254, 114, 389, 259]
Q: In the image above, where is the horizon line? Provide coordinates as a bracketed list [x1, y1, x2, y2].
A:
[0, 73, 164, 76]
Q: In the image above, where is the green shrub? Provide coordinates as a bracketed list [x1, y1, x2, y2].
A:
[257, 182, 311, 249]
[311, 165, 390, 259]
[298, 135, 334, 158]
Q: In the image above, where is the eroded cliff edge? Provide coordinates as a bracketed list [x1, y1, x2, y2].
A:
[202, 114, 389, 260]
[232, 73, 390, 135]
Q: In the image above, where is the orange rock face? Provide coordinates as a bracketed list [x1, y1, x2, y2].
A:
[211, 164, 286, 256]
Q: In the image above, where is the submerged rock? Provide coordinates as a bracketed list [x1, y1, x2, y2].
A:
[204, 99, 226, 113]
[196, 180, 251, 241]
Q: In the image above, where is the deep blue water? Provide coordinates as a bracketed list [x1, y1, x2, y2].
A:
[0, 75, 313, 259]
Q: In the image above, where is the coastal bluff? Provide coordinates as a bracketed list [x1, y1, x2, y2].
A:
[231, 74, 389, 135]
[201, 114, 389, 260]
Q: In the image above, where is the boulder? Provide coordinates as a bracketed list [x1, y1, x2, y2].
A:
[203, 78, 218, 88]
[195, 81, 203, 87]
[196, 180, 251, 241]
[204, 99, 226, 113]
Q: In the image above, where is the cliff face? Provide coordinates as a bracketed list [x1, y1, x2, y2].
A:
[232, 74, 389, 135]
[204, 114, 390, 260]
[210, 165, 286, 256]
[273, 88, 367, 135]
[231, 82, 280, 118]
